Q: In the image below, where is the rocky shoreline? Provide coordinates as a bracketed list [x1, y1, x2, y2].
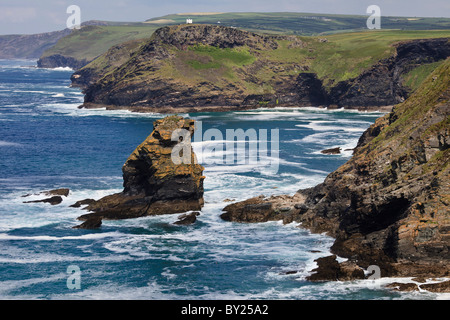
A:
[220, 59, 450, 289]
[79, 101, 394, 114]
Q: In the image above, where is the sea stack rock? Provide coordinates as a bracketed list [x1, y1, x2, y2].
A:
[78, 115, 205, 221]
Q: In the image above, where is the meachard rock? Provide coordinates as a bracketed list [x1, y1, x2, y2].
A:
[77, 115, 205, 222]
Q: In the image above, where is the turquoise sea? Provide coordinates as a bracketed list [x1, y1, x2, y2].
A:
[0, 59, 445, 300]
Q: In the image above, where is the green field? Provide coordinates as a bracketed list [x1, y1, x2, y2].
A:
[40, 24, 158, 61]
[186, 45, 255, 70]
[41, 12, 450, 65]
[145, 12, 450, 35]
[307, 30, 450, 87]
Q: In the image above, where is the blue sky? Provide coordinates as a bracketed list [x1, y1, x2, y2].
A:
[1, 0, 449, 34]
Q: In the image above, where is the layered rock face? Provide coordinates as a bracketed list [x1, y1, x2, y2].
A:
[78, 115, 205, 221]
[76, 24, 449, 113]
[37, 54, 90, 70]
[222, 59, 450, 279]
[79, 25, 281, 112]
[327, 38, 450, 108]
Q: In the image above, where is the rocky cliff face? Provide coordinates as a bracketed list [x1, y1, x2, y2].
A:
[37, 54, 90, 70]
[77, 115, 205, 222]
[0, 29, 71, 59]
[79, 25, 282, 112]
[75, 25, 449, 113]
[326, 38, 450, 108]
[222, 58, 450, 279]
[70, 39, 143, 88]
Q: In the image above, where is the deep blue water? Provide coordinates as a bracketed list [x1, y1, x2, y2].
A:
[0, 59, 443, 300]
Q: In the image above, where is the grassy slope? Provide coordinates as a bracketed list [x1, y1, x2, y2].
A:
[401, 60, 446, 91]
[42, 12, 450, 64]
[365, 57, 449, 166]
[40, 25, 158, 61]
[182, 29, 450, 89]
[308, 30, 450, 87]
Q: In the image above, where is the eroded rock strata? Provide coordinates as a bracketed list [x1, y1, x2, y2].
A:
[221, 59, 450, 280]
[77, 115, 205, 222]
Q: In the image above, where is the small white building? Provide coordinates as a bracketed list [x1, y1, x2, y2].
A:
[186, 19, 193, 24]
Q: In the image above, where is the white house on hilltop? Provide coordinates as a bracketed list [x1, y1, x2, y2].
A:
[186, 19, 193, 24]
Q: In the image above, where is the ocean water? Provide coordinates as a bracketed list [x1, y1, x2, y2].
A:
[0, 59, 446, 300]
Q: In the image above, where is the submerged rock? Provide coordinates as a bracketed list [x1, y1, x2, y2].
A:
[419, 280, 450, 293]
[174, 212, 200, 225]
[306, 255, 365, 281]
[23, 188, 71, 206]
[320, 147, 341, 155]
[69, 199, 96, 208]
[22, 188, 70, 198]
[385, 282, 419, 292]
[73, 217, 102, 230]
[23, 196, 63, 206]
[44, 188, 70, 197]
[77, 115, 205, 221]
[385, 280, 450, 293]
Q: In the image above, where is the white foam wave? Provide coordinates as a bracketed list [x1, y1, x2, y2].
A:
[45, 66, 74, 72]
[0, 141, 21, 147]
[296, 121, 368, 133]
[0, 232, 123, 242]
[38, 103, 164, 118]
[12, 90, 48, 94]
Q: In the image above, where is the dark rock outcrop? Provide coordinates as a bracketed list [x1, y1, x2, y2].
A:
[385, 282, 419, 292]
[221, 193, 306, 225]
[37, 54, 90, 70]
[295, 72, 328, 105]
[24, 196, 63, 206]
[22, 188, 70, 205]
[77, 115, 205, 221]
[385, 280, 450, 293]
[320, 147, 341, 155]
[69, 199, 95, 208]
[73, 217, 102, 230]
[174, 212, 200, 225]
[306, 255, 365, 281]
[150, 24, 278, 50]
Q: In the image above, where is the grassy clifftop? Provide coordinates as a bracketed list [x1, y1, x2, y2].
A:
[145, 12, 450, 35]
[37, 25, 158, 68]
[38, 12, 450, 70]
[79, 28, 450, 87]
